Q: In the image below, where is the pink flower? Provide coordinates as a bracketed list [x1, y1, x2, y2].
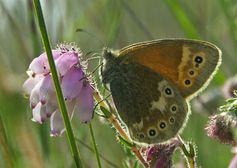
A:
[145, 138, 181, 168]
[23, 44, 94, 136]
[205, 112, 237, 145]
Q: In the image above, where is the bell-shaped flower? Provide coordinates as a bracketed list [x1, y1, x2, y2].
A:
[23, 44, 94, 136]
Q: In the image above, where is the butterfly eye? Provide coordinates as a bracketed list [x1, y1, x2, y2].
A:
[169, 117, 175, 124]
[158, 121, 167, 130]
[194, 56, 203, 64]
[147, 127, 158, 138]
[170, 104, 178, 113]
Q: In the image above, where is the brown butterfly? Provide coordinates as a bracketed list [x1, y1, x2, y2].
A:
[101, 39, 221, 144]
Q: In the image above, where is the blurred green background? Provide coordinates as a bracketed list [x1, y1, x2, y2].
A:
[0, 0, 236, 167]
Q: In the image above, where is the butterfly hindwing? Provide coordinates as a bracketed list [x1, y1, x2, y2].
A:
[109, 61, 189, 144]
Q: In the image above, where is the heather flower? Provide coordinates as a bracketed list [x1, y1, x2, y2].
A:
[145, 138, 181, 168]
[205, 112, 237, 145]
[23, 44, 94, 136]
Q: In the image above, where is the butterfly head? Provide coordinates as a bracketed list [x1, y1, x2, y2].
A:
[101, 48, 120, 84]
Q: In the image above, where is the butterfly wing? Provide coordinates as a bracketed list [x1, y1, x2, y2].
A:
[118, 39, 221, 99]
[109, 62, 189, 144]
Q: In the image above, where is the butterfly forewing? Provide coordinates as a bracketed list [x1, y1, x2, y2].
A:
[118, 39, 221, 99]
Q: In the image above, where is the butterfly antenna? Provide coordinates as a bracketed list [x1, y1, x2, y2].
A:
[79, 62, 103, 83]
[76, 28, 106, 49]
[83, 49, 103, 60]
[90, 63, 103, 75]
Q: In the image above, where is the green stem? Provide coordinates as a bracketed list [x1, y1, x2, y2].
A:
[89, 122, 102, 168]
[32, 1, 82, 167]
[75, 137, 119, 168]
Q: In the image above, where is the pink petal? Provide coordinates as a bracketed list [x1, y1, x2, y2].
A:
[66, 99, 76, 118]
[76, 82, 94, 123]
[29, 50, 62, 75]
[29, 56, 48, 74]
[29, 78, 44, 108]
[50, 111, 65, 137]
[61, 67, 84, 100]
[49, 100, 75, 136]
[48, 92, 59, 107]
[45, 94, 76, 119]
[22, 74, 43, 96]
[55, 51, 79, 76]
[39, 74, 54, 105]
[45, 100, 57, 118]
[51, 50, 63, 60]
[32, 103, 47, 124]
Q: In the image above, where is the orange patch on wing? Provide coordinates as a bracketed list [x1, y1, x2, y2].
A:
[119, 44, 183, 82]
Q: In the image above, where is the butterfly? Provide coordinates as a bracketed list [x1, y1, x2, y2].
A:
[101, 39, 221, 144]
